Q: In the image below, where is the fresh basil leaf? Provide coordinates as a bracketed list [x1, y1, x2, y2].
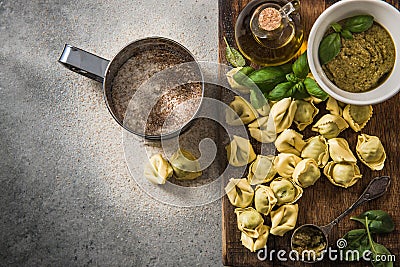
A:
[286, 73, 301, 83]
[267, 82, 295, 101]
[371, 242, 394, 267]
[345, 15, 374, 33]
[341, 29, 353, 40]
[331, 22, 342, 33]
[246, 66, 288, 93]
[224, 37, 245, 67]
[319, 32, 341, 65]
[304, 77, 328, 100]
[250, 88, 267, 109]
[292, 52, 309, 79]
[292, 82, 309, 99]
[278, 63, 293, 74]
[351, 210, 395, 234]
[233, 66, 255, 85]
[342, 229, 370, 261]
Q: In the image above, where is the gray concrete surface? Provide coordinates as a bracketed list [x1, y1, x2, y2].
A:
[0, 0, 222, 266]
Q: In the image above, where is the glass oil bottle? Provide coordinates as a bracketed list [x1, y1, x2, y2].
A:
[235, 0, 304, 66]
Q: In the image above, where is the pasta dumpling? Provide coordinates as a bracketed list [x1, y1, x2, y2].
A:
[226, 67, 251, 94]
[327, 138, 357, 163]
[256, 103, 271, 116]
[326, 96, 343, 116]
[292, 158, 321, 188]
[144, 154, 173, 184]
[235, 207, 264, 238]
[270, 204, 299, 236]
[273, 153, 302, 178]
[275, 129, 306, 156]
[248, 116, 276, 143]
[247, 155, 276, 185]
[301, 135, 329, 168]
[343, 105, 373, 132]
[241, 225, 270, 252]
[226, 96, 258, 126]
[170, 149, 202, 180]
[254, 185, 277, 215]
[225, 178, 254, 208]
[269, 97, 297, 133]
[270, 177, 303, 205]
[293, 100, 319, 131]
[356, 134, 386, 170]
[226, 135, 256, 167]
[312, 114, 349, 139]
[324, 161, 362, 188]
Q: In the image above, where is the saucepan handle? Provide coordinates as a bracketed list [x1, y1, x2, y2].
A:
[58, 44, 110, 83]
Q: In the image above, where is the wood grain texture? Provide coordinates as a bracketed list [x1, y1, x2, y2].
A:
[219, 0, 400, 266]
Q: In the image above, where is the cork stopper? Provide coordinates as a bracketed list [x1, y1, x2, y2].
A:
[258, 7, 282, 31]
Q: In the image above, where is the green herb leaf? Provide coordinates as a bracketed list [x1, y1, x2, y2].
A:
[292, 52, 309, 79]
[250, 88, 267, 109]
[286, 73, 301, 83]
[371, 242, 394, 267]
[341, 229, 370, 261]
[351, 210, 395, 234]
[331, 22, 342, 33]
[224, 37, 245, 67]
[267, 82, 295, 101]
[341, 29, 353, 39]
[344, 15, 374, 33]
[292, 82, 309, 99]
[233, 66, 255, 85]
[318, 32, 341, 65]
[278, 63, 293, 74]
[246, 66, 288, 93]
[304, 77, 328, 100]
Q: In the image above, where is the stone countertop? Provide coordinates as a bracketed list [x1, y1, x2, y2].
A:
[0, 0, 221, 266]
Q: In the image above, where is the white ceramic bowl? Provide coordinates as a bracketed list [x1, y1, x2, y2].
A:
[307, 0, 400, 105]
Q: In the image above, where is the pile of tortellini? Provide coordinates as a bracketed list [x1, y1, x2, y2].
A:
[224, 94, 386, 252]
[144, 148, 202, 184]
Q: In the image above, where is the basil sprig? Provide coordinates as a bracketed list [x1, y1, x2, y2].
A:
[224, 37, 245, 67]
[319, 15, 374, 65]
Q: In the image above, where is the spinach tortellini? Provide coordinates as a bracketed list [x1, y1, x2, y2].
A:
[270, 204, 299, 236]
[324, 162, 362, 188]
[170, 149, 202, 180]
[293, 100, 319, 131]
[326, 96, 343, 116]
[269, 97, 297, 133]
[226, 135, 256, 167]
[241, 225, 270, 252]
[270, 177, 303, 205]
[343, 105, 373, 132]
[301, 135, 329, 168]
[327, 138, 357, 163]
[254, 185, 277, 215]
[247, 155, 276, 185]
[275, 129, 306, 156]
[144, 154, 173, 184]
[356, 134, 386, 170]
[273, 153, 302, 178]
[292, 158, 321, 188]
[235, 207, 264, 238]
[312, 114, 349, 139]
[226, 96, 258, 126]
[248, 116, 276, 143]
[225, 178, 254, 208]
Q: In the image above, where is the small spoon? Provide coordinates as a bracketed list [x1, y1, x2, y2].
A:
[290, 176, 391, 263]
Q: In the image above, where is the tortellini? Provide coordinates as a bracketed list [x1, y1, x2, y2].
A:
[327, 138, 357, 163]
[225, 178, 254, 208]
[270, 177, 303, 205]
[226, 67, 251, 94]
[254, 185, 277, 215]
[241, 225, 270, 252]
[292, 158, 321, 188]
[326, 96, 343, 116]
[275, 129, 306, 156]
[226, 135, 256, 167]
[293, 100, 319, 131]
[270, 204, 299, 236]
[343, 105, 373, 132]
[312, 114, 349, 139]
[356, 134, 386, 170]
[269, 97, 297, 133]
[248, 116, 277, 143]
[235, 207, 264, 238]
[226, 96, 258, 126]
[144, 154, 173, 184]
[170, 149, 202, 180]
[247, 155, 276, 185]
[301, 135, 329, 168]
[273, 153, 302, 178]
[256, 103, 271, 116]
[324, 162, 362, 188]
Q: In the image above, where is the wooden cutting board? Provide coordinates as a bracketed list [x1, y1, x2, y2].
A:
[219, 0, 400, 266]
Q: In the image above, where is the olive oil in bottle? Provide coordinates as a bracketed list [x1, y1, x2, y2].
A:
[235, 0, 304, 66]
